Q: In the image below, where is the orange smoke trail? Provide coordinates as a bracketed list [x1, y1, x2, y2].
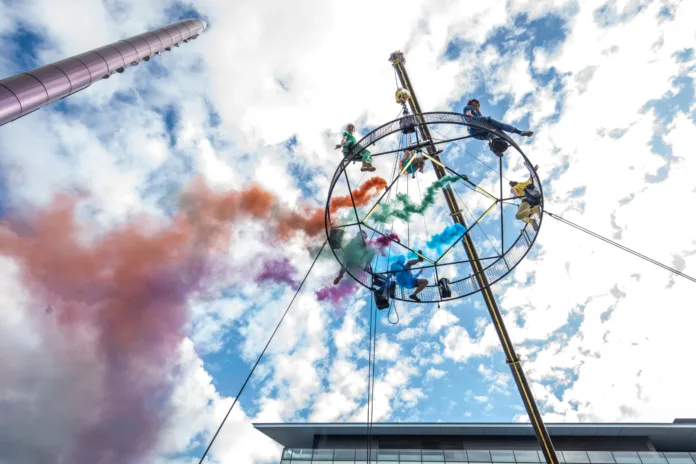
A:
[182, 175, 387, 241]
[0, 175, 387, 461]
[329, 176, 388, 212]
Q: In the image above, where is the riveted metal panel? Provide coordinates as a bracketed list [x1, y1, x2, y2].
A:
[183, 21, 196, 39]
[123, 36, 151, 61]
[92, 45, 125, 73]
[0, 73, 48, 114]
[183, 19, 202, 36]
[140, 32, 161, 53]
[0, 85, 22, 124]
[173, 21, 191, 40]
[152, 29, 173, 49]
[52, 57, 91, 92]
[163, 24, 182, 44]
[112, 41, 138, 66]
[72, 51, 109, 83]
[26, 65, 72, 103]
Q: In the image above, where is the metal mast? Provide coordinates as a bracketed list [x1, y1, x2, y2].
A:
[0, 18, 206, 127]
[388, 51, 559, 464]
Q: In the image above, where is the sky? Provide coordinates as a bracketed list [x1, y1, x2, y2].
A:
[1, 0, 696, 463]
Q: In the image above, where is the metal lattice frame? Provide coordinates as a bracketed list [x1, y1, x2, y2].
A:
[324, 111, 543, 303]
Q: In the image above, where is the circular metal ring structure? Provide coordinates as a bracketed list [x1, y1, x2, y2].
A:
[325, 112, 543, 303]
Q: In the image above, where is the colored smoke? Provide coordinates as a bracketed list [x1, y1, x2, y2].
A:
[180, 175, 386, 242]
[342, 234, 377, 271]
[371, 233, 400, 248]
[0, 194, 211, 463]
[425, 223, 466, 254]
[316, 277, 356, 304]
[370, 175, 460, 223]
[0, 175, 385, 461]
[329, 176, 388, 212]
[370, 233, 401, 255]
[257, 257, 299, 288]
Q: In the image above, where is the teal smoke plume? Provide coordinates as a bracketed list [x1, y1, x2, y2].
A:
[370, 175, 461, 223]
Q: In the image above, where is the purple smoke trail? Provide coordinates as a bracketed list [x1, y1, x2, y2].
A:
[316, 278, 356, 304]
[256, 258, 299, 288]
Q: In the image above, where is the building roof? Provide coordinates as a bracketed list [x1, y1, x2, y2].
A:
[253, 422, 696, 450]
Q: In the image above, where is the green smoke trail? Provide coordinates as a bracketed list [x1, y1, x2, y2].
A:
[371, 175, 461, 223]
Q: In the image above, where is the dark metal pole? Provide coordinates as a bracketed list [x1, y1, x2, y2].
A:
[388, 50, 559, 464]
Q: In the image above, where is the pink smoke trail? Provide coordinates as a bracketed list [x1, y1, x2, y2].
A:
[256, 258, 299, 288]
[370, 233, 400, 255]
[316, 278, 356, 305]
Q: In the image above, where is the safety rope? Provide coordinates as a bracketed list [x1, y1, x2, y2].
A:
[452, 186, 498, 256]
[198, 240, 328, 463]
[407, 172, 410, 248]
[431, 127, 512, 183]
[365, 294, 378, 460]
[387, 299, 400, 324]
[546, 211, 696, 284]
[415, 173, 429, 238]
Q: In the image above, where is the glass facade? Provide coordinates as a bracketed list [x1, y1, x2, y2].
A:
[280, 450, 696, 464]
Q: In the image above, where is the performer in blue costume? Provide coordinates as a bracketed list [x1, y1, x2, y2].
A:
[390, 252, 428, 302]
[463, 98, 534, 140]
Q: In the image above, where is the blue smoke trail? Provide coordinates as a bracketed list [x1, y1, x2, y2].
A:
[425, 223, 466, 254]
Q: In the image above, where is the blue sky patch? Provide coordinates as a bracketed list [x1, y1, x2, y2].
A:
[673, 48, 694, 63]
[0, 24, 46, 75]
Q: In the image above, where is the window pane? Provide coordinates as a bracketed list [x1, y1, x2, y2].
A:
[468, 450, 492, 462]
[378, 449, 399, 461]
[400, 449, 422, 461]
[280, 460, 291, 464]
[614, 453, 641, 464]
[313, 461, 333, 464]
[589, 452, 616, 464]
[639, 453, 667, 464]
[445, 450, 468, 461]
[356, 450, 378, 461]
[665, 453, 695, 464]
[283, 448, 293, 459]
[423, 449, 445, 462]
[564, 451, 590, 463]
[335, 449, 356, 460]
[292, 461, 311, 464]
[491, 450, 515, 463]
[290, 449, 314, 460]
[313, 450, 334, 460]
[515, 450, 541, 463]
[540, 451, 565, 463]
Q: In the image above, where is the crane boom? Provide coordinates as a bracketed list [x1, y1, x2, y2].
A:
[388, 51, 559, 464]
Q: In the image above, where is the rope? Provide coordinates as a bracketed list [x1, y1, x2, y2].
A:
[431, 127, 512, 182]
[415, 173, 429, 238]
[387, 299, 400, 324]
[407, 174, 410, 248]
[369, 296, 378, 457]
[452, 187, 498, 256]
[364, 294, 378, 459]
[546, 211, 696, 284]
[198, 240, 328, 463]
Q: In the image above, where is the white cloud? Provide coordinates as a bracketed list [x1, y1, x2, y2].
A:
[441, 324, 500, 363]
[426, 368, 447, 379]
[428, 308, 460, 334]
[375, 335, 401, 361]
[2, 0, 696, 460]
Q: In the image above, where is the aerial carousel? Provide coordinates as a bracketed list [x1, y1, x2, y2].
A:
[200, 51, 694, 464]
